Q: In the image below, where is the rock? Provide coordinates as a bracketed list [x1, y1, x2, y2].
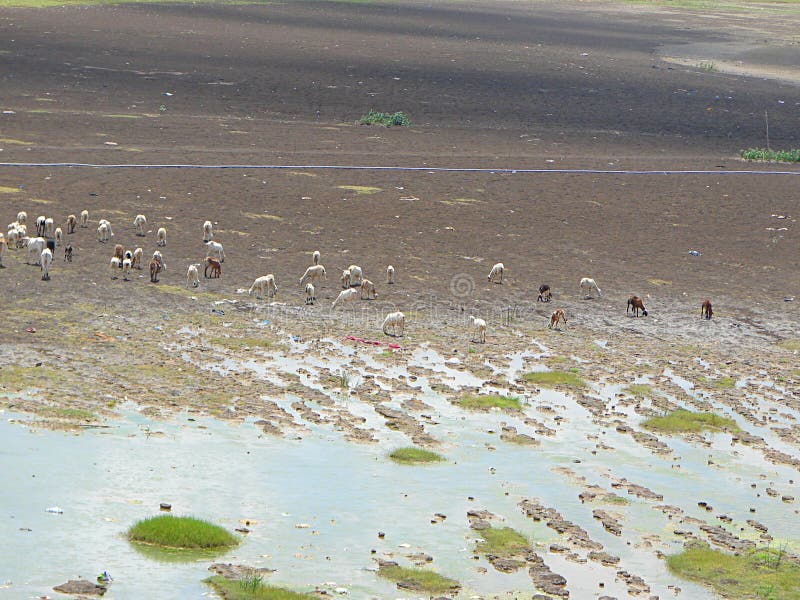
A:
[53, 580, 107, 596]
[588, 551, 620, 566]
[159, 502, 172, 511]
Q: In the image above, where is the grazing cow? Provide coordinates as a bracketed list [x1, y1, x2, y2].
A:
[627, 295, 648, 317]
[701, 299, 713, 320]
[549, 308, 567, 330]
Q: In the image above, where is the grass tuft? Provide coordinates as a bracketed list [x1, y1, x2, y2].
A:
[667, 544, 800, 600]
[699, 375, 736, 389]
[475, 526, 532, 557]
[523, 371, 586, 388]
[777, 339, 800, 352]
[378, 565, 460, 594]
[359, 109, 410, 127]
[457, 394, 522, 411]
[741, 148, 800, 163]
[205, 575, 314, 599]
[389, 447, 445, 465]
[127, 515, 238, 549]
[642, 409, 739, 434]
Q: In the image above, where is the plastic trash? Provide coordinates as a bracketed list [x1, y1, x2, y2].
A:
[688, 250, 701, 256]
[45, 507, 63, 514]
[96, 571, 112, 584]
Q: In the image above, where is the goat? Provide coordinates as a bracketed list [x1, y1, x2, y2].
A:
[299, 265, 326, 286]
[248, 274, 277, 299]
[149, 258, 162, 283]
[340, 269, 351, 289]
[203, 220, 214, 243]
[152, 250, 166, 271]
[122, 258, 132, 281]
[132, 247, 143, 270]
[580, 277, 602, 298]
[80, 210, 89, 228]
[25, 237, 47, 265]
[113, 244, 125, 264]
[469, 315, 487, 343]
[488, 262, 505, 284]
[382, 311, 405, 337]
[387, 264, 395, 284]
[36, 216, 46, 237]
[65, 214, 77, 234]
[312, 250, 320, 265]
[156, 227, 167, 247]
[40, 248, 53, 280]
[64, 244, 73, 263]
[627, 295, 648, 317]
[134, 214, 147, 237]
[186, 264, 200, 288]
[16, 211, 27, 224]
[204, 256, 221, 279]
[110, 256, 120, 279]
[332, 288, 359, 309]
[701, 299, 713, 320]
[549, 308, 567, 330]
[0, 236, 6, 268]
[360, 279, 378, 300]
[305, 282, 316, 305]
[97, 223, 111, 243]
[206, 241, 224, 262]
[537, 284, 551, 302]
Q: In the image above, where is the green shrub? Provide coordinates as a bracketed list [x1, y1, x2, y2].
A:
[523, 371, 586, 388]
[740, 148, 800, 163]
[475, 526, 532, 557]
[359, 110, 410, 127]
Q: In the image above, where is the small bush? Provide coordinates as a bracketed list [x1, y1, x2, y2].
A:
[457, 394, 521, 411]
[378, 565, 460, 594]
[523, 371, 586, 388]
[205, 576, 315, 599]
[740, 148, 800, 163]
[359, 109, 410, 127]
[389, 447, 445, 465]
[127, 515, 238, 549]
[642, 409, 739, 434]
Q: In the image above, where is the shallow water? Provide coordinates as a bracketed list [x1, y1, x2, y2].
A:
[3, 342, 799, 599]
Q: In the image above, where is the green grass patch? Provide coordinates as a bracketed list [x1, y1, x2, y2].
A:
[127, 515, 238, 550]
[105, 114, 142, 119]
[699, 375, 736, 389]
[389, 447, 445, 465]
[378, 565, 460, 594]
[47, 407, 95, 420]
[0, 186, 21, 193]
[667, 544, 800, 600]
[475, 526, 532, 557]
[457, 393, 522, 411]
[741, 148, 800, 163]
[336, 185, 382, 195]
[602, 494, 630, 505]
[523, 371, 586, 388]
[696, 61, 716, 71]
[359, 109, 410, 127]
[205, 575, 314, 599]
[0, 365, 62, 392]
[778, 339, 800, 352]
[624, 384, 654, 397]
[0, 138, 32, 145]
[642, 409, 739, 434]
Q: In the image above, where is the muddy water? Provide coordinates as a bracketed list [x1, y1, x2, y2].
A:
[3, 342, 799, 598]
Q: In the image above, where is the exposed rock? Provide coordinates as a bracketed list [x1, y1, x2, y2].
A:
[53, 580, 107, 596]
[592, 509, 623, 536]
